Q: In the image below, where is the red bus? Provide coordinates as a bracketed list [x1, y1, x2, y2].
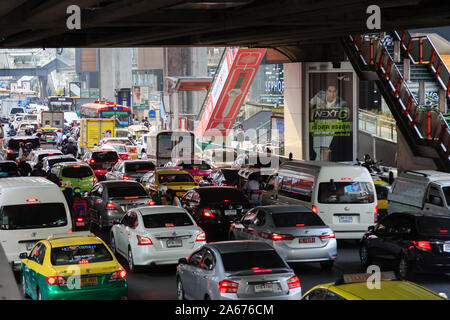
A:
[80, 101, 132, 127]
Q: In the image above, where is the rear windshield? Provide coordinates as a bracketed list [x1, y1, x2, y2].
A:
[108, 185, 147, 198]
[105, 139, 132, 146]
[444, 187, 450, 207]
[318, 182, 375, 204]
[92, 151, 118, 162]
[48, 157, 76, 167]
[142, 212, 193, 228]
[0, 162, 18, 173]
[272, 212, 326, 228]
[211, 151, 237, 161]
[417, 216, 450, 236]
[375, 184, 391, 201]
[10, 108, 24, 114]
[38, 152, 61, 162]
[158, 174, 194, 183]
[0, 203, 67, 230]
[125, 162, 155, 173]
[221, 250, 286, 272]
[62, 166, 93, 178]
[111, 145, 127, 153]
[8, 138, 40, 150]
[51, 244, 113, 265]
[180, 162, 211, 170]
[199, 188, 248, 203]
[221, 170, 240, 181]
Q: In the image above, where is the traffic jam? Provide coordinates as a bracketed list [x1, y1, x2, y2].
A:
[0, 100, 449, 301]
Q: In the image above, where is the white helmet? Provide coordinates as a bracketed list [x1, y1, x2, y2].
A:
[158, 185, 168, 196]
[68, 137, 75, 143]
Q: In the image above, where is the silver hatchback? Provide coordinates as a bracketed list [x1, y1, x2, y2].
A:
[229, 205, 337, 269]
[176, 241, 302, 300]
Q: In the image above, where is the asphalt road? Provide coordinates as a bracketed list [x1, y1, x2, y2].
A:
[92, 228, 450, 300]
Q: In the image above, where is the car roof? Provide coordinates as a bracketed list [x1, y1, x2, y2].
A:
[46, 236, 104, 248]
[45, 155, 76, 161]
[261, 205, 313, 214]
[99, 180, 142, 187]
[137, 205, 186, 216]
[33, 149, 62, 155]
[325, 281, 444, 300]
[156, 169, 190, 175]
[0, 177, 55, 188]
[196, 186, 240, 192]
[388, 211, 450, 219]
[207, 241, 275, 254]
[54, 161, 87, 168]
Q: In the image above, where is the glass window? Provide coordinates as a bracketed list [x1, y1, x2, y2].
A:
[220, 250, 286, 272]
[107, 185, 147, 198]
[125, 162, 155, 172]
[304, 289, 328, 300]
[180, 162, 211, 170]
[110, 145, 127, 153]
[30, 243, 46, 265]
[221, 169, 240, 183]
[444, 187, 450, 207]
[417, 216, 450, 236]
[48, 157, 76, 167]
[375, 184, 390, 200]
[51, 243, 113, 265]
[142, 212, 193, 228]
[376, 214, 399, 234]
[278, 174, 314, 202]
[0, 203, 67, 230]
[0, 162, 18, 175]
[427, 186, 443, 207]
[158, 174, 194, 183]
[318, 182, 375, 204]
[61, 166, 93, 178]
[198, 188, 248, 204]
[272, 211, 326, 227]
[201, 250, 215, 271]
[189, 250, 203, 267]
[92, 151, 118, 162]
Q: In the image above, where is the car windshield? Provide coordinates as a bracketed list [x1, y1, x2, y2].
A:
[142, 212, 193, 228]
[211, 150, 237, 162]
[417, 216, 450, 236]
[38, 152, 61, 162]
[0, 162, 18, 173]
[111, 145, 127, 153]
[375, 184, 390, 201]
[221, 250, 286, 272]
[125, 162, 155, 172]
[221, 170, 240, 181]
[62, 166, 93, 178]
[105, 139, 132, 146]
[108, 185, 147, 198]
[271, 212, 326, 227]
[51, 243, 113, 265]
[0, 203, 67, 230]
[443, 187, 450, 207]
[92, 151, 118, 162]
[158, 174, 194, 184]
[318, 182, 375, 204]
[8, 138, 40, 150]
[199, 188, 248, 204]
[180, 162, 211, 170]
[48, 157, 76, 167]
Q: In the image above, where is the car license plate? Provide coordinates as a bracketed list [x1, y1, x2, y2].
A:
[76, 222, 85, 227]
[166, 239, 183, 248]
[176, 192, 185, 197]
[81, 277, 98, 286]
[254, 284, 273, 293]
[299, 237, 315, 243]
[26, 242, 36, 250]
[339, 216, 353, 223]
[225, 210, 236, 216]
[444, 244, 450, 253]
[102, 163, 111, 169]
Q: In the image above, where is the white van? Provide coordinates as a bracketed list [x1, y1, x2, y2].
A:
[271, 161, 377, 239]
[388, 170, 450, 215]
[0, 177, 73, 270]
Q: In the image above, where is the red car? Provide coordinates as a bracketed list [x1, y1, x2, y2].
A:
[81, 148, 120, 180]
[165, 159, 212, 184]
[102, 143, 131, 161]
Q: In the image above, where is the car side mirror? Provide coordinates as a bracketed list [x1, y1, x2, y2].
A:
[19, 252, 28, 259]
[178, 258, 187, 265]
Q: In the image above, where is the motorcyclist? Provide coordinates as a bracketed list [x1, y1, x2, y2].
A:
[17, 156, 32, 176]
[31, 162, 47, 176]
[63, 137, 78, 158]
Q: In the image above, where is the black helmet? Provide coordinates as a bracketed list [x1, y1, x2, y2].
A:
[364, 154, 372, 161]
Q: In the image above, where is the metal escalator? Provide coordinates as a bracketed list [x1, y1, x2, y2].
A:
[342, 31, 450, 171]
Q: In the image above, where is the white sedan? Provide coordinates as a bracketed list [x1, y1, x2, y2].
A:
[110, 206, 206, 272]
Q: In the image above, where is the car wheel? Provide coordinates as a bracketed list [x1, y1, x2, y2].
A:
[110, 234, 117, 255]
[22, 274, 29, 299]
[397, 255, 415, 280]
[128, 248, 138, 273]
[177, 278, 185, 300]
[359, 244, 372, 270]
[320, 260, 334, 270]
[98, 215, 104, 230]
[37, 288, 42, 300]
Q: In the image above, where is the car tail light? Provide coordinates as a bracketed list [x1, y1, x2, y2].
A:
[89, 159, 95, 164]
[124, 196, 138, 200]
[93, 177, 98, 184]
[440, 230, 449, 233]
[413, 240, 431, 252]
[137, 235, 152, 245]
[68, 228, 72, 233]
[106, 202, 117, 210]
[312, 205, 318, 214]
[251, 267, 272, 273]
[123, 176, 130, 180]
[6, 149, 11, 154]
[219, 280, 238, 294]
[78, 260, 89, 264]
[374, 206, 378, 223]
[196, 232, 206, 242]
[76, 218, 84, 222]
[26, 198, 38, 203]
[147, 200, 155, 206]
[165, 223, 175, 227]
[319, 233, 335, 239]
[271, 233, 294, 241]
[109, 270, 127, 281]
[287, 275, 301, 290]
[202, 209, 215, 218]
[46, 276, 67, 286]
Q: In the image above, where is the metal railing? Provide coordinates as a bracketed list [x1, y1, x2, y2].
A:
[358, 109, 397, 142]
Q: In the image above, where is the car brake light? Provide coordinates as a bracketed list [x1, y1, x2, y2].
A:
[106, 202, 117, 210]
[26, 198, 38, 203]
[124, 196, 138, 200]
[203, 209, 215, 218]
[374, 206, 378, 223]
[413, 241, 431, 252]
[319, 233, 336, 239]
[147, 200, 155, 206]
[123, 176, 130, 180]
[109, 270, 127, 281]
[440, 230, 449, 233]
[165, 223, 175, 227]
[136, 235, 152, 245]
[271, 233, 294, 241]
[251, 267, 272, 273]
[196, 232, 206, 242]
[68, 228, 72, 233]
[89, 159, 95, 164]
[93, 177, 98, 183]
[46, 276, 67, 286]
[287, 275, 301, 290]
[78, 260, 89, 264]
[312, 205, 318, 214]
[219, 280, 238, 294]
[6, 149, 12, 154]
[73, 165, 80, 168]
[76, 218, 84, 222]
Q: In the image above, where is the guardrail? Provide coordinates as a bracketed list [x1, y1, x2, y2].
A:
[358, 109, 397, 142]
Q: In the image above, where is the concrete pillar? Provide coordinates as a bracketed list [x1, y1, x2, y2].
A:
[418, 81, 426, 105]
[438, 88, 447, 113]
[283, 62, 303, 160]
[403, 58, 410, 81]
[393, 40, 401, 63]
[396, 126, 437, 171]
[99, 48, 132, 102]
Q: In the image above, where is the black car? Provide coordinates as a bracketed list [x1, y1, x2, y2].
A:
[0, 160, 19, 177]
[360, 212, 450, 279]
[208, 168, 241, 187]
[180, 187, 252, 241]
[1, 136, 40, 160]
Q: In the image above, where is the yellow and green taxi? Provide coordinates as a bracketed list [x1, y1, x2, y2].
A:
[140, 168, 198, 198]
[373, 177, 391, 221]
[301, 272, 447, 300]
[20, 232, 127, 300]
[50, 162, 98, 195]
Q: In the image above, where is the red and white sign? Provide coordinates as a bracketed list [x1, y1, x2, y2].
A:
[196, 48, 267, 137]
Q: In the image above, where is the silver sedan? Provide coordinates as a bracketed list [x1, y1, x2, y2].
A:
[110, 206, 206, 272]
[176, 241, 302, 300]
[229, 205, 337, 269]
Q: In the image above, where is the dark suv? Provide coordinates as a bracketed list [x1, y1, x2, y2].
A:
[360, 211, 450, 279]
[82, 148, 119, 180]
